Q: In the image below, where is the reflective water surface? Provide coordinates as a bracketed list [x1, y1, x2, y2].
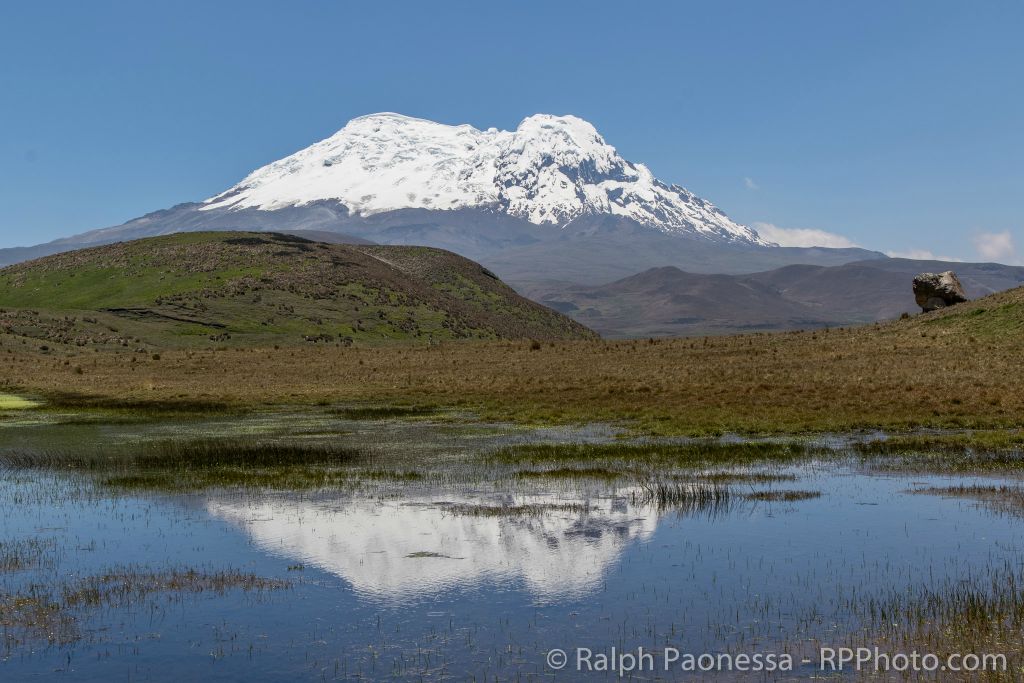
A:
[1, 415, 1022, 681]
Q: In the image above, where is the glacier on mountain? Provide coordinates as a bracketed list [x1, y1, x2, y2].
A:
[202, 113, 770, 245]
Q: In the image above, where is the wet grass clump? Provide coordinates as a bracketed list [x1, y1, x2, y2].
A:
[491, 441, 813, 468]
[2, 438, 362, 471]
[359, 468, 426, 481]
[138, 439, 363, 469]
[2, 438, 364, 491]
[44, 392, 237, 415]
[514, 466, 623, 481]
[0, 394, 41, 410]
[856, 432, 1024, 473]
[631, 481, 734, 515]
[908, 484, 1024, 517]
[332, 405, 440, 420]
[60, 568, 289, 609]
[744, 489, 822, 502]
[698, 471, 798, 485]
[101, 468, 356, 491]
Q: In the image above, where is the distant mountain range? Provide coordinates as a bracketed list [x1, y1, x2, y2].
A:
[2, 112, 1018, 337]
[520, 259, 1024, 337]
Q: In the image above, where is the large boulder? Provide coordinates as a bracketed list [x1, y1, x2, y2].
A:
[912, 271, 968, 312]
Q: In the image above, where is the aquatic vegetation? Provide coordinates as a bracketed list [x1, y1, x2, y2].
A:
[514, 466, 624, 480]
[332, 405, 440, 420]
[696, 471, 798, 485]
[0, 567, 289, 650]
[743, 489, 822, 502]
[0, 394, 41, 410]
[490, 440, 814, 468]
[630, 480, 734, 514]
[60, 568, 289, 609]
[884, 453, 1024, 474]
[908, 484, 1024, 518]
[1, 438, 364, 491]
[4, 412, 1024, 679]
[43, 391, 237, 415]
[436, 501, 589, 517]
[848, 562, 1024, 680]
[358, 468, 426, 481]
[101, 466, 357, 491]
[2, 438, 361, 470]
[857, 431, 1024, 455]
[0, 590, 73, 648]
[0, 538, 54, 573]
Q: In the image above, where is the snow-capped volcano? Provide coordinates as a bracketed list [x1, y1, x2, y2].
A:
[203, 113, 769, 245]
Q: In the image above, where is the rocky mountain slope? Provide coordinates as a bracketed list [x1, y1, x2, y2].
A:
[0, 232, 595, 349]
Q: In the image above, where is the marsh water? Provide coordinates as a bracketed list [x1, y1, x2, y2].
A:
[2, 410, 1023, 681]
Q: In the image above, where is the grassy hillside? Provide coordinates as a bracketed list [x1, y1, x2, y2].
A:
[2, 281, 1022, 435]
[0, 232, 595, 348]
[911, 285, 1024, 338]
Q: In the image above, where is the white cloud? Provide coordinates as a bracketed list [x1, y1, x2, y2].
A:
[972, 230, 1018, 263]
[885, 249, 962, 262]
[752, 222, 859, 249]
[743, 177, 759, 190]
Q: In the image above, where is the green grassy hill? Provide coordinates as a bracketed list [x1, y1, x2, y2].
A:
[903, 285, 1024, 338]
[0, 232, 596, 349]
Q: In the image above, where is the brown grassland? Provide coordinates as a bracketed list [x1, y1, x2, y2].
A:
[2, 282, 1022, 435]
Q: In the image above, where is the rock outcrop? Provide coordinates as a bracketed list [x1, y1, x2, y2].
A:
[912, 271, 968, 312]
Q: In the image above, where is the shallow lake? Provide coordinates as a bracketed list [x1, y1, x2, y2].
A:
[1, 414, 1022, 681]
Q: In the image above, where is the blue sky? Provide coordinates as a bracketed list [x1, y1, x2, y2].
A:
[1, 1, 1022, 262]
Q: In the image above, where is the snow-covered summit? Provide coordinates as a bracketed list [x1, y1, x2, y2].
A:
[203, 113, 769, 245]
